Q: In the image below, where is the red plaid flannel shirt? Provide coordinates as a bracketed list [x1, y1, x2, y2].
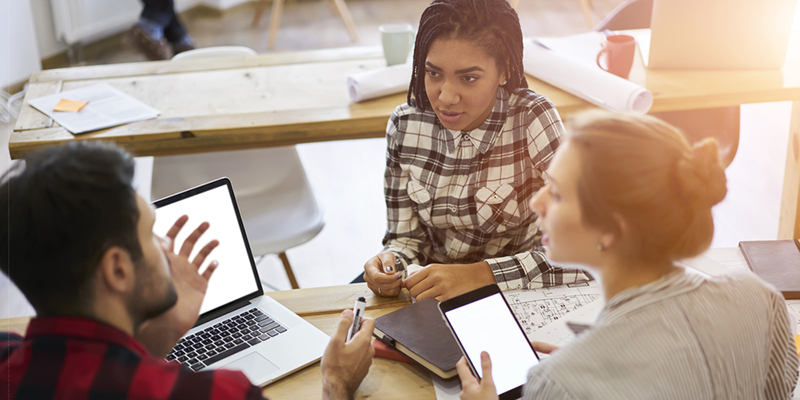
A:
[1, 316, 265, 400]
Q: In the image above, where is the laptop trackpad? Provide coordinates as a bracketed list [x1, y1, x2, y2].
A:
[220, 353, 279, 381]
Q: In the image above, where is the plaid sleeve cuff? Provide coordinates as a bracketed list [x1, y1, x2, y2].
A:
[0, 331, 24, 360]
[486, 250, 591, 290]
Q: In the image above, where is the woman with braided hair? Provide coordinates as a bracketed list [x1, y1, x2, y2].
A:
[457, 111, 799, 400]
[360, 0, 591, 301]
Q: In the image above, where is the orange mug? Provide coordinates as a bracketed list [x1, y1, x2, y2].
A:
[596, 34, 636, 79]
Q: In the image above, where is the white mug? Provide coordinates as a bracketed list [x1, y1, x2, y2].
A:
[379, 23, 415, 66]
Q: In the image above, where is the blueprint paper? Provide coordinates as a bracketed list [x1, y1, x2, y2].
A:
[347, 63, 412, 102]
[503, 280, 604, 347]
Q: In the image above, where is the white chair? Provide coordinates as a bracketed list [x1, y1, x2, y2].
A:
[171, 46, 257, 61]
[151, 46, 325, 289]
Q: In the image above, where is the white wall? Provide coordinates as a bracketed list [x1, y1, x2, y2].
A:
[1, 0, 42, 88]
[30, 0, 65, 59]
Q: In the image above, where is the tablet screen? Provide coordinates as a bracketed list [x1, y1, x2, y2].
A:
[443, 292, 539, 397]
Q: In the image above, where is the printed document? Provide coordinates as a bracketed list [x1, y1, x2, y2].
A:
[29, 83, 160, 134]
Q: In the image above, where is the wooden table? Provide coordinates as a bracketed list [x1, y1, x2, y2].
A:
[0, 283, 439, 400]
[11, 33, 800, 238]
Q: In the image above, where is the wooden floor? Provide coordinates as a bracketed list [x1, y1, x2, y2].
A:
[1, 0, 792, 318]
[44, 0, 624, 68]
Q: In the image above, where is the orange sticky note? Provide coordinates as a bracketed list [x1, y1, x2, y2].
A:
[53, 99, 89, 112]
[794, 334, 800, 356]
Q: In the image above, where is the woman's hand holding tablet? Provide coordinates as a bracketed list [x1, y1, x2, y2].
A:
[457, 351, 499, 400]
[439, 284, 540, 400]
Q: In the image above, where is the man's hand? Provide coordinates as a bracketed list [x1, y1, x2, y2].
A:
[457, 353, 498, 400]
[402, 262, 495, 301]
[321, 309, 376, 400]
[363, 251, 403, 297]
[136, 215, 220, 357]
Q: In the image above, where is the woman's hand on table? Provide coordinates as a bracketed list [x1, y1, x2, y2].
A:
[402, 261, 495, 302]
[321, 309, 376, 400]
[457, 352, 499, 400]
[363, 251, 403, 297]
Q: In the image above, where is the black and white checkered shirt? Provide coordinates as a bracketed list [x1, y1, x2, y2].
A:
[382, 87, 589, 290]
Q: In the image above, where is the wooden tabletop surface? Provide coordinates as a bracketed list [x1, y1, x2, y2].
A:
[6, 32, 800, 236]
[0, 283, 441, 400]
[10, 31, 800, 159]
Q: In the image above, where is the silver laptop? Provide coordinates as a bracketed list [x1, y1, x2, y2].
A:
[649, 0, 797, 69]
[153, 177, 329, 386]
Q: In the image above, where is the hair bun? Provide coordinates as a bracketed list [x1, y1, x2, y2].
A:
[675, 138, 728, 207]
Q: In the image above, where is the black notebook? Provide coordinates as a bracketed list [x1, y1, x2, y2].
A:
[739, 240, 800, 299]
[373, 298, 462, 379]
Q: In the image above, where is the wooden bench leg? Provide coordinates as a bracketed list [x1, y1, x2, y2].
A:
[329, 0, 359, 43]
[279, 251, 300, 289]
[778, 100, 800, 239]
[252, 0, 270, 27]
[579, 0, 593, 29]
[267, 0, 285, 49]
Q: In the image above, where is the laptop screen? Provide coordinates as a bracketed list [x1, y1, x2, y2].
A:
[153, 179, 260, 316]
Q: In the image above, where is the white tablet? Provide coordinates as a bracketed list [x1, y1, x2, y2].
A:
[439, 284, 540, 400]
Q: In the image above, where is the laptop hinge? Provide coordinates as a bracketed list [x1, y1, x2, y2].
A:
[194, 294, 259, 327]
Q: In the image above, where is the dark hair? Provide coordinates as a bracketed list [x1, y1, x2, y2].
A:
[567, 111, 727, 262]
[409, 0, 528, 111]
[0, 141, 142, 316]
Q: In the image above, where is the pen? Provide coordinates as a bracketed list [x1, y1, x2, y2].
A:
[347, 297, 366, 342]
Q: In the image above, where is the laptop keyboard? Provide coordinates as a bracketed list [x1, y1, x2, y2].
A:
[166, 307, 288, 371]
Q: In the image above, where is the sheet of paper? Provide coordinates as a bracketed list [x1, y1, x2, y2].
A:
[676, 253, 730, 277]
[432, 374, 461, 400]
[502, 280, 604, 347]
[28, 83, 160, 134]
[535, 31, 605, 69]
[535, 29, 652, 68]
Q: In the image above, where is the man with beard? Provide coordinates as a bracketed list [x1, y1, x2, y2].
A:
[0, 142, 374, 400]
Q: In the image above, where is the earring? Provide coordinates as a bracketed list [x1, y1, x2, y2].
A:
[597, 244, 605, 252]
[502, 80, 508, 85]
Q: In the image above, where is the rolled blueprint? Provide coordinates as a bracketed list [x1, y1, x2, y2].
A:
[347, 63, 413, 103]
[523, 41, 653, 114]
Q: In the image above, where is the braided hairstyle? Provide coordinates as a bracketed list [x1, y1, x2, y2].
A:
[408, 0, 528, 111]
